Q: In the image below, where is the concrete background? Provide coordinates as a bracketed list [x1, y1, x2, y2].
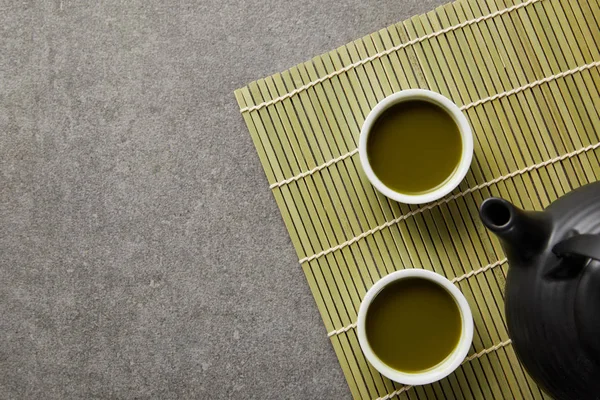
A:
[1, 0, 445, 398]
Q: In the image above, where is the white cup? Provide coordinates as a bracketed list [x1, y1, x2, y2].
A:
[357, 269, 474, 386]
[358, 89, 473, 204]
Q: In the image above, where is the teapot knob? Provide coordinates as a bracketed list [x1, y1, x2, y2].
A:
[553, 234, 600, 261]
[553, 234, 600, 363]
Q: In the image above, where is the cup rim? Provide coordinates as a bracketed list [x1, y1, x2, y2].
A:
[356, 269, 474, 386]
[358, 89, 473, 204]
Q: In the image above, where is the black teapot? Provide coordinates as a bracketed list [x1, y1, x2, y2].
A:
[479, 183, 600, 400]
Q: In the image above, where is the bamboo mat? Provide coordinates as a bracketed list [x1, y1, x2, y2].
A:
[234, 0, 600, 398]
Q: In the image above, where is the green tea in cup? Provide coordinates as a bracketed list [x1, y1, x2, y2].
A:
[359, 89, 473, 204]
[365, 277, 462, 372]
[357, 269, 473, 385]
[366, 100, 462, 194]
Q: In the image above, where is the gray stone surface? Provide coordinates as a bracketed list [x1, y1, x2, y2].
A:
[1, 0, 445, 398]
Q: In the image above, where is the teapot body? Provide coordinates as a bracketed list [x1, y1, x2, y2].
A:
[480, 183, 600, 400]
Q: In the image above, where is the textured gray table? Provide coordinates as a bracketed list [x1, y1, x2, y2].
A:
[2, 1, 445, 398]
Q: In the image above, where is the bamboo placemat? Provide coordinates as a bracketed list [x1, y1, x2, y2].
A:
[234, 0, 600, 398]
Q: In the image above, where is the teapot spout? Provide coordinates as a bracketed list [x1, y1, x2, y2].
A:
[480, 198, 552, 262]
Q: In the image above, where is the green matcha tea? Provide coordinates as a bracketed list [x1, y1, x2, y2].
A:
[366, 100, 462, 194]
[365, 278, 462, 372]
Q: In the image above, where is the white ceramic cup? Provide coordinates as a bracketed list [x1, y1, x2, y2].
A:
[357, 269, 474, 386]
[359, 89, 473, 204]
